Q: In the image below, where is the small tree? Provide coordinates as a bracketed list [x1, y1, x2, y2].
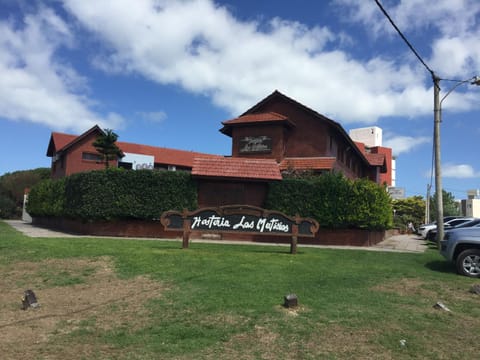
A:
[0, 168, 50, 218]
[93, 129, 124, 168]
[430, 189, 461, 221]
[392, 196, 425, 230]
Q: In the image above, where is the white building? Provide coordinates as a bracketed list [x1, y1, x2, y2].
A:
[349, 126, 383, 147]
[462, 189, 480, 217]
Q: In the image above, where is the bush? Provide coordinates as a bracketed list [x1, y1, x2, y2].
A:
[63, 169, 197, 220]
[0, 194, 17, 219]
[28, 169, 392, 230]
[27, 178, 66, 217]
[266, 173, 392, 230]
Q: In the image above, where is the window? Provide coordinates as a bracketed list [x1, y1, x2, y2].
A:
[118, 162, 132, 170]
[82, 152, 103, 162]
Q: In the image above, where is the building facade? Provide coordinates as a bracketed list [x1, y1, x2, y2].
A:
[46, 91, 393, 207]
[46, 125, 218, 179]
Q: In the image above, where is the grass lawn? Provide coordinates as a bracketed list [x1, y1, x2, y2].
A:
[1, 220, 479, 359]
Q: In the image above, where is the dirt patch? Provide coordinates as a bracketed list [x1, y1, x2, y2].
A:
[371, 278, 437, 298]
[0, 257, 164, 360]
[371, 277, 477, 304]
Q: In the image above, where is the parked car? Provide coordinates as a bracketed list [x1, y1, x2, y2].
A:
[426, 218, 480, 241]
[419, 217, 474, 239]
[416, 216, 457, 235]
[440, 227, 480, 277]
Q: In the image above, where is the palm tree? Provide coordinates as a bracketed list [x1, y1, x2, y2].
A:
[93, 129, 124, 168]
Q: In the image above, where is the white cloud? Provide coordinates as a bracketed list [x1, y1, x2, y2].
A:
[335, 0, 480, 40]
[335, 0, 480, 83]
[430, 35, 480, 79]
[442, 163, 479, 178]
[0, 7, 125, 132]
[383, 135, 430, 156]
[61, 0, 442, 123]
[136, 111, 167, 123]
[3, 0, 479, 132]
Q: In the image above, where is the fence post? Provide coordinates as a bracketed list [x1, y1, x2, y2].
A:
[290, 223, 298, 254]
[182, 209, 191, 249]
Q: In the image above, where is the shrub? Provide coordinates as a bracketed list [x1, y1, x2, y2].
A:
[63, 169, 197, 220]
[27, 178, 66, 217]
[266, 173, 392, 230]
[28, 169, 392, 230]
[0, 194, 16, 219]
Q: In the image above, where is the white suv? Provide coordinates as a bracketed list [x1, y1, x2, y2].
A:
[419, 217, 474, 239]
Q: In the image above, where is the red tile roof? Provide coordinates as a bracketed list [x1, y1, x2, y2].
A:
[220, 111, 295, 136]
[279, 157, 336, 171]
[52, 133, 77, 149]
[117, 142, 220, 168]
[222, 111, 288, 125]
[47, 125, 104, 157]
[364, 153, 385, 166]
[354, 141, 366, 153]
[47, 128, 219, 168]
[192, 157, 282, 180]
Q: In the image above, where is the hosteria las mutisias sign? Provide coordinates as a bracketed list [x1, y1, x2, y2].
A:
[160, 205, 319, 254]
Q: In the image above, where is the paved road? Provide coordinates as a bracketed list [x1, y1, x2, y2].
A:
[3, 220, 428, 253]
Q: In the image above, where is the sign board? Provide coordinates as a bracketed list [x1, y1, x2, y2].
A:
[122, 152, 154, 170]
[239, 136, 272, 154]
[388, 187, 405, 199]
[160, 205, 319, 253]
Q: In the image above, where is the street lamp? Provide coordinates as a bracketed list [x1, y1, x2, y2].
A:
[433, 75, 480, 247]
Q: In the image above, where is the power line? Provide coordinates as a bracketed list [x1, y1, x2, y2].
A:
[373, 0, 435, 78]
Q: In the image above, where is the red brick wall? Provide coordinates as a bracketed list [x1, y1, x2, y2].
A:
[32, 216, 385, 247]
[197, 180, 268, 208]
[230, 97, 371, 180]
[65, 133, 111, 176]
[51, 133, 115, 179]
[371, 146, 393, 186]
[254, 100, 331, 158]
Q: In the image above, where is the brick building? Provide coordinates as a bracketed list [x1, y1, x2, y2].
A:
[46, 90, 392, 207]
[46, 125, 218, 179]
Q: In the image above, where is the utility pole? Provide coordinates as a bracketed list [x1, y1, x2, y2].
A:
[433, 75, 480, 248]
[425, 184, 431, 224]
[433, 75, 444, 248]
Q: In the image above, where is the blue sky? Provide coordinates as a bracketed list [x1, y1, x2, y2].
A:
[1, 0, 480, 200]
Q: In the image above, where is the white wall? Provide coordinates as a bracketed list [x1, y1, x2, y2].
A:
[121, 153, 154, 170]
[349, 126, 383, 147]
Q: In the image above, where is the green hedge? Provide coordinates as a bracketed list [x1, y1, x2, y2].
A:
[27, 178, 66, 217]
[28, 169, 197, 220]
[266, 173, 392, 230]
[28, 170, 392, 229]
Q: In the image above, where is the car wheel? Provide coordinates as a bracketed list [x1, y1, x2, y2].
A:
[456, 249, 480, 278]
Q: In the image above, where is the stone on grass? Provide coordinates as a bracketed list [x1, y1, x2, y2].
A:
[21, 289, 40, 310]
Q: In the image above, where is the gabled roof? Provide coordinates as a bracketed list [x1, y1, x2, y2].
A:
[46, 125, 104, 156]
[192, 157, 282, 181]
[220, 111, 295, 136]
[279, 157, 336, 171]
[238, 90, 373, 167]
